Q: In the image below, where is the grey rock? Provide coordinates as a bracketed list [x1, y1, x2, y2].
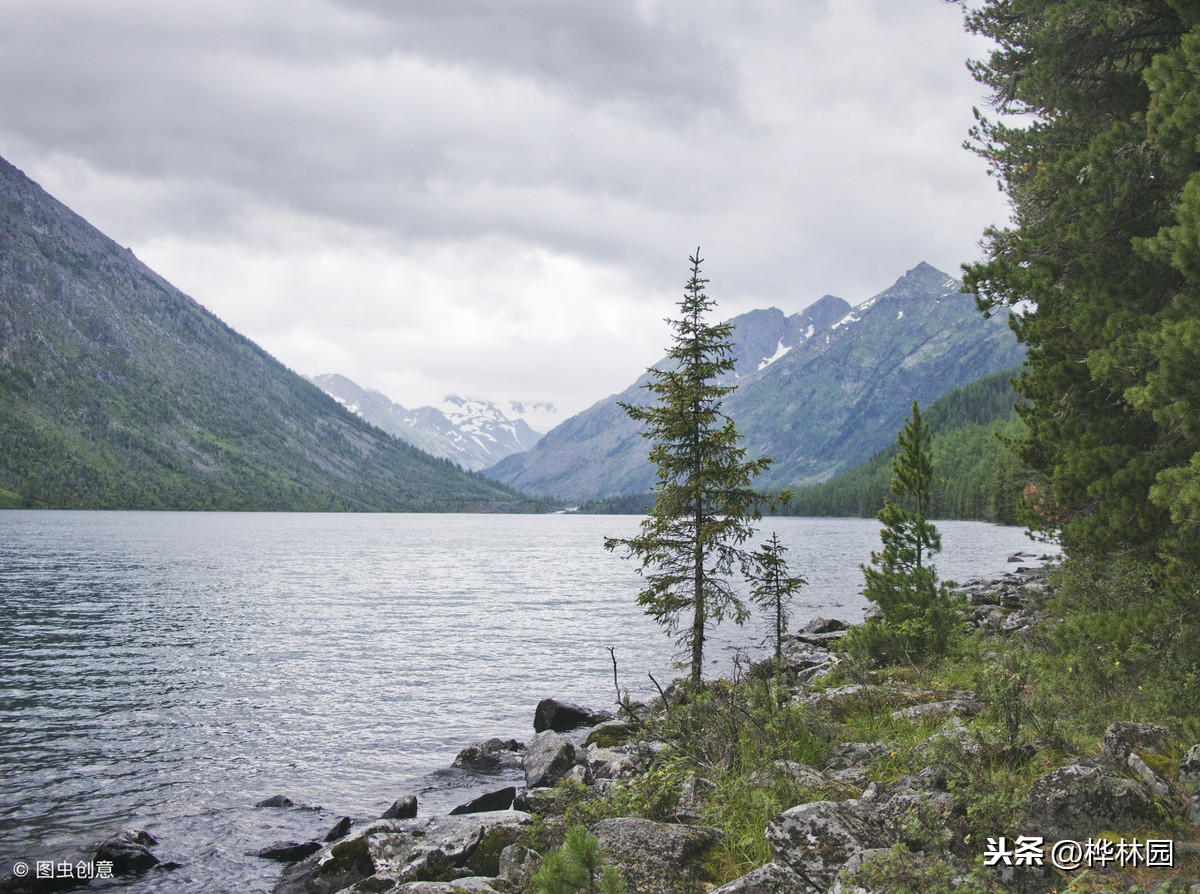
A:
[533, 698, 613, 733]
[449, 786, 516, 815]
[383, 796, 418, 820]
[1024, 757, 1160, 842]
[496, 843, 538, 889]
[802, 616, 847, 634]
[273, 815, 522, 894]
[587, 744, 637, 780]
[523, 731, 580, 789]
[94, 829, 160, 876]
[1179, 743, 1200, 788]
[324, 816, 353, 842]
[1102, 721, 1171, 762]
[253, 840, 322, 863]
[452, 738, 524, 775]
[889, 698, 979, 721]
[256, 795, 297, 808]
[823, 741, 891, 771]
[766, 800, 880, 890]
[1128, 752, 1174, 800]
[711, 860, 814, 892]
[590, 817, 724, 894]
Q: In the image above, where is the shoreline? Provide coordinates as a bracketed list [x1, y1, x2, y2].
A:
[9, 555, 1196, 894]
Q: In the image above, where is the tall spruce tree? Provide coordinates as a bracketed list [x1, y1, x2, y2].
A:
[605, 250, 776, 686]
[958, 1, 1200, 577]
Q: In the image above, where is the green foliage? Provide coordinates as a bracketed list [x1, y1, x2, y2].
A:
[747, 532, 806, 662]
[847, 402, 957, 663]
[783, 369, 1030, 523]
[960, 1, 1200, 586]
[533, 823, 626, 894]
[605, 251, 779, 685]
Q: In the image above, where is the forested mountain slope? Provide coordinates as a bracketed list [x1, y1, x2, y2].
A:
[780, 369, 1029, 523]
[0, 157, 526, 511]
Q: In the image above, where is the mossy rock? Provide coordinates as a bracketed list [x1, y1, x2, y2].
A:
[326, 835, 373, 876]
[464, 824, 523, 876]
[585, 722, 636, 749]
[1136, 750, 1176, 779]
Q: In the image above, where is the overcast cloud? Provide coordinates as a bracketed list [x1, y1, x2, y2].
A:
[0, 0, 1006, 422]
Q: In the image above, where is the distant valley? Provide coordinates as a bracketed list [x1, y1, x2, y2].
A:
[0, 151, 1024, 513]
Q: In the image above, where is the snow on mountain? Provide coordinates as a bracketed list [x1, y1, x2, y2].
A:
[308, 375, 550, 471]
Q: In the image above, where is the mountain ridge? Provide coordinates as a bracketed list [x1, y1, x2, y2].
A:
[309, 373, 549, 472]
[0, 155, 528, 511]
[485, 262, 1023, 500]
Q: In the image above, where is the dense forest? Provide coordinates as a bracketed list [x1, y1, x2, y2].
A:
[579, 369, 1029, 523]
[780, 369, 1027, 522]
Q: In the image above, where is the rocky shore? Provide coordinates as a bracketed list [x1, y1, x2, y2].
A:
[4, 561, 1198, 893]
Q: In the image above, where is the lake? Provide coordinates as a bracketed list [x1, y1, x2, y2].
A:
[0, 511, 1053, 891]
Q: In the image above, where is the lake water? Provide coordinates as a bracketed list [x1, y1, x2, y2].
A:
[0, 511, 1053, 892]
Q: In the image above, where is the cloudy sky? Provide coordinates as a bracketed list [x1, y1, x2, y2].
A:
[0, 0, 1006, 425]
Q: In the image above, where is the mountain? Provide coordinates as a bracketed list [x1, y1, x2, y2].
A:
[485, 263, 1024, 500]
[0, 156, 528, 511]
[309, 373, 549, 471]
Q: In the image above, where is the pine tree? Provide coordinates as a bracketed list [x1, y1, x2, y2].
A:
[605, 250, 777, 687]
[533, 823, 626, 894]
[748, 532, 806, 663]
[850, 401, 954, 662]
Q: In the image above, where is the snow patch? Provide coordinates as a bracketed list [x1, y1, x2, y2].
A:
[757, 339, 793, 371]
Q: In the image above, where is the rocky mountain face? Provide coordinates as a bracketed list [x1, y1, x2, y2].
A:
[0, 156, 523, 511]
[309, 373, 549, 472]
[485, 262, 1024, 501]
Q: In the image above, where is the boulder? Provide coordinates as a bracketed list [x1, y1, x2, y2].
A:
[449, 786, 516, 815]
[1181, 743, 1200, 788]
[533, 698, 613, 733]
[1023, 757, 1161, 842]
[766, 800, 880, 890]
[383, 796, 418, 820]
[1127, 752, 1173, 800]
[496, 843, 538, 889]
[452, 738, 524, 774]
[93, 829, 160, 876]
[252, 840, 322, 863]
[255, 795, 297, 808]
[273, 815, 523, 894]
[588, 745, 638, 780]
[523, 731, 580, 789]
[710, 860, 812, 893]
[802, 616, 847, 634]
[323, 816, 353, 842]
[590, 817, 724, 894]
[1102, 721, 1171, 762]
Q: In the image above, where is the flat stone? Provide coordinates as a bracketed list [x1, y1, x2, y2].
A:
[253, 840, 322, 863]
